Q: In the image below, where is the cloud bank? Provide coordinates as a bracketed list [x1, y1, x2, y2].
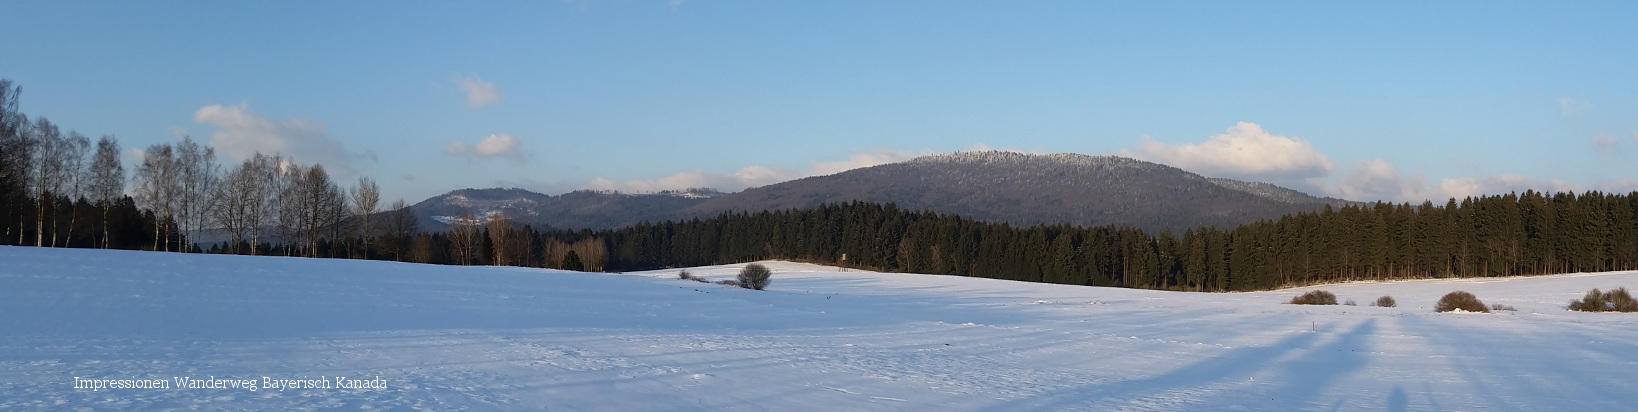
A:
[1120, 122, 1625, 204]
[193, 102, 364, 176]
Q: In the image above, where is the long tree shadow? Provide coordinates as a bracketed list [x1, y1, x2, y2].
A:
[1269, 318, 1374, 409]
[978, 319, 1376, 411]
[1395, 315, 1638, 410]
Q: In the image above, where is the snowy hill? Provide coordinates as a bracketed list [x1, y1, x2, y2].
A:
[3, 246, 1637, 410]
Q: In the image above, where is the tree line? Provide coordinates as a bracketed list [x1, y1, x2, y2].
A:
[1, 78, 417, 257]
[557, 192, 1638, 292]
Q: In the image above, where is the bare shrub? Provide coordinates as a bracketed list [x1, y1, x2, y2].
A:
[1344, 299, 1357, 306]
[1569, 287, 1638, 312]
[1607, 287, 1638, 312]
[738, 263, 772, 290]
[716, 279, 739, 287]
[1435, 291, 1489, 313]
[1490, 303, 1516, 311]
[1289, 290, 1337, 305]
[1570, 288, 1605, 312]
[1375, 296, 1397, 308]
[678, 270, 693, 280]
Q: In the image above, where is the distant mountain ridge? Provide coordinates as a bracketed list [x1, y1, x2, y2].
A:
[412, 152, 1354, 233]
[411, 187, 722, 231]
[682, 151, 1352, 232]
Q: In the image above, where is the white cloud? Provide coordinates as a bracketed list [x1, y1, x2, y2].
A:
[585, 149, 933, 193]
[453, 74, 501, 108]
[1601, 178, 1638, 194]
[1325, 159, 1585, 203]
[193, 102, 361, 176]
[445, 133, 526, 163]
[1592, 134, 1620, 152]
[1120, 122, 1335, 180]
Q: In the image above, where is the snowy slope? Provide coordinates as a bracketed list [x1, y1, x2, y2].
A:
[3, 246, 1637, 411]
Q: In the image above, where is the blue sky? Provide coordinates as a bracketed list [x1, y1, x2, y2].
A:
[4, 1, 1636, 204]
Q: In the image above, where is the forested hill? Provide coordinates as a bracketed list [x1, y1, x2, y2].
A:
[685, 151, 1353, 233]
[410, 187, 722, 231]
[410, 152, 1349, 233]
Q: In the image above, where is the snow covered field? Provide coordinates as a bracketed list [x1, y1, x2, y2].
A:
[3, 246, 1637, 411]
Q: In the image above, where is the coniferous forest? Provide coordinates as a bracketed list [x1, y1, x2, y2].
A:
[565, 192, 1638, 291]
[5, 77, 1638, 292]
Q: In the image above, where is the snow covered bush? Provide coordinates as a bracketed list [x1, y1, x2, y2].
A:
[1436, 291, 1489, 313]
[1375, 296, 1397, 307]
[1289, 290, 1337, 305]
[1490, 303, 1516, 311]
[738, 264, 771, 291]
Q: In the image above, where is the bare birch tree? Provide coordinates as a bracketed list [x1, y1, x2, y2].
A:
[279, 163, 344, 257]
[252, 153, 284, 254]
[487, 212, 512, 266]
[0, 80, 25, 244]
[349, 176, 380, 258]
[88, 135, 123, 248]
[28, 117, 62, 247]
[214, 156, 263, 253]
[448, 209, 479, 265]
[175, 136, 218, 252]
[58, 131, 90, 247]
[134, 143, 179, 251]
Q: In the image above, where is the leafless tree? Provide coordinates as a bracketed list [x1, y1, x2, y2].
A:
[88, 135, 123, 248]
[324, 176, 351, 258]
[175, 136, 219, 252]
[27, 117, 64, 247]
[214, 156, 265, 253]
[252, 153, 284, 254]
[448, 209, 480, 265]
[409, 233, 434, 264]
[273, 162, 304, 255]
[0, 80, 26, 244]
[380, 198, 418, 261]
[57, 131, 90, 247]
[487, 212, 512, 266]
[279, 163, 344, 257]
[349, 176, 379, 258]
[543, 237, 607, 272]
[134, 143, 180, 251]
